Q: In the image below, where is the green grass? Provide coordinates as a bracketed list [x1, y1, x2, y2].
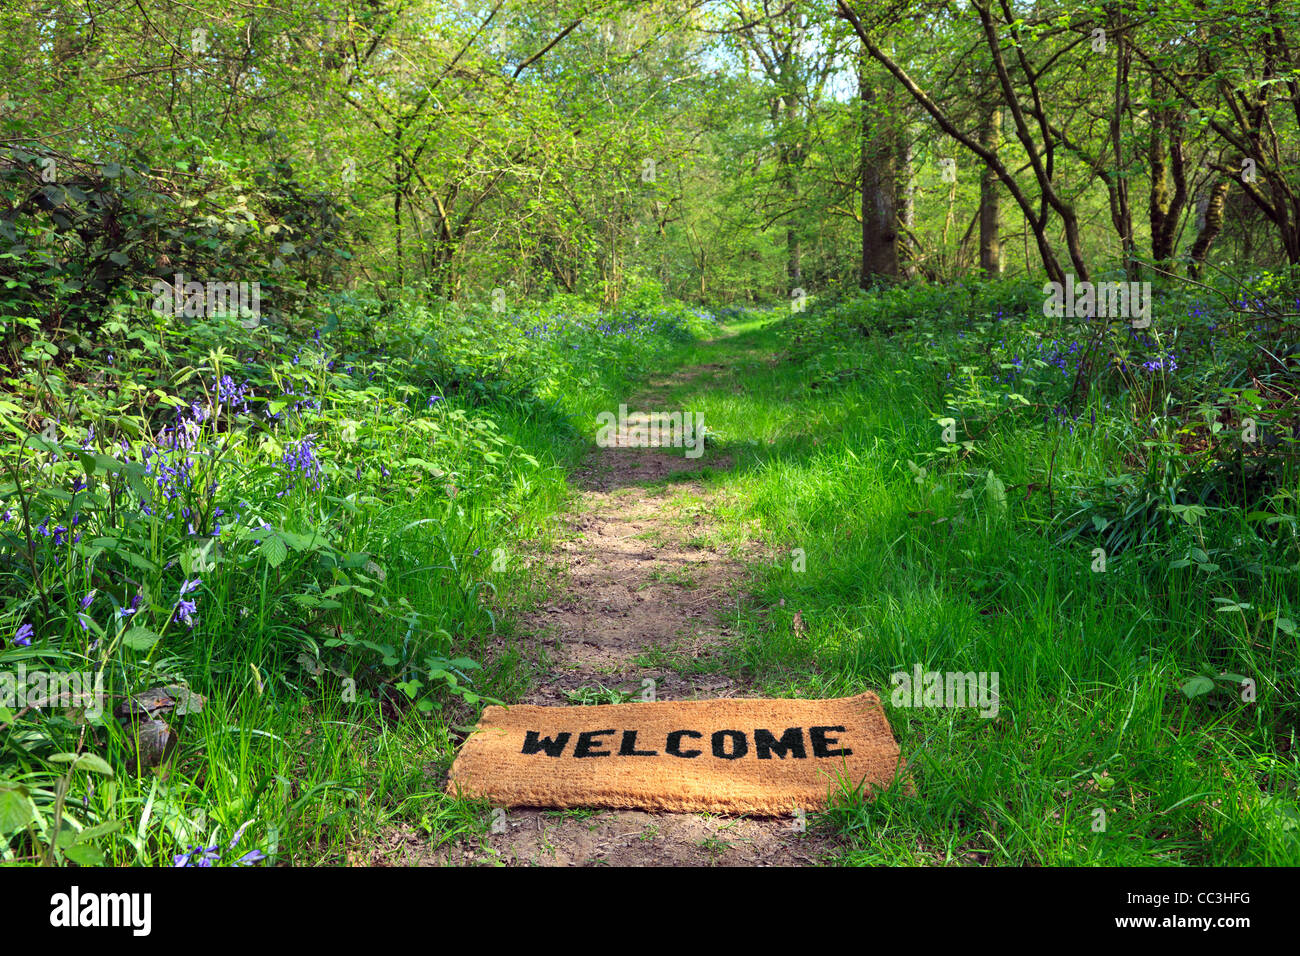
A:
[0, 298, 718, 866]
[632, 313, 1299, 866]
[565, 684, 637, 705]
[4, 284, 1297, 867]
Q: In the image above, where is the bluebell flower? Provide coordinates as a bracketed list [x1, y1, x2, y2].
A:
[172, 599, 198, 628]
[172, 579, 201, 627]
[281, 435, 322, 490]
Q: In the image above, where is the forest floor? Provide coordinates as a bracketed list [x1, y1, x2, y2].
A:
[377, 347, 847, 866]
[355, 313, 1297, 869]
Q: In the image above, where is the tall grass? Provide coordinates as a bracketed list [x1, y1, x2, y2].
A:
[0, 292, 718, 865]
[644, 292, 1298, 865]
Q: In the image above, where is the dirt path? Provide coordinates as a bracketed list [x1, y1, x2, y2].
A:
[386, 362, 841, 866]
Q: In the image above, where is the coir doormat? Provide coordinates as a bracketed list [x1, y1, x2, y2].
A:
[446, 692, 903, 815]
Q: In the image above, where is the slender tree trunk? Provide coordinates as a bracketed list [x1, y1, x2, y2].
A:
[896, 130, 915, 278]
[1148, 79, 1189, 267]
[770, 87, 804, 289]
[1189, 178, 1230, 278]
[784, 160, 802, 287]
[393, 117, 405, 288]
[979, 101, 1001, 274]
[1110, 15, 1137, 279]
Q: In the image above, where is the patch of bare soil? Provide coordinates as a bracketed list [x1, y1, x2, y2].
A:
[380, 809, 836, 867]
[386, 365, 843, 866]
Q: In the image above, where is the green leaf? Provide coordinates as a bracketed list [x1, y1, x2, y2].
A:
[261, 535, 287, 568]
[49, 752, 115, 776]
[984, 470, 1006, 510]
[0, 783, 36, 832]
[62, 843, 105, 865]
[1179, 676, 1215, 699]
[122, 626, 160, 651]
[75, 819, 125, 842]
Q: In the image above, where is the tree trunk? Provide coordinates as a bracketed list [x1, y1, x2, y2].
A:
[1109, 16, 1137, 279]
[784, 162, 802, 287]
[1189, 178, 1230, 278]
[393, 144, 404, 288]
[895, 110, 915, 277]
[1147, 81, 1188, 267]
[979, 101, 1001, 274]
[860, 52, 899, 284]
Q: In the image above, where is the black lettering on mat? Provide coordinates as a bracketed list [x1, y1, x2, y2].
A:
[810, 725, 852, 758]
[666, 729, 703, 758]
[517, 725, 852, 759]
[619, 730, 658, 756]
[754, 727, 807, 759]
[574, 729, 617, 758]
[711, 729, 749, 760]
[521, 731, 571, 757]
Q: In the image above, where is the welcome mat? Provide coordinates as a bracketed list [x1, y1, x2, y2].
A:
[446, 692, 903, 815]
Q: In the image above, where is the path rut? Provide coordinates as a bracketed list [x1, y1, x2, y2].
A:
[385, 362, 841, 866]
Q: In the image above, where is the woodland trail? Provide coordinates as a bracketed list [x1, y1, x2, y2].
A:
[387, 355, 844, 866]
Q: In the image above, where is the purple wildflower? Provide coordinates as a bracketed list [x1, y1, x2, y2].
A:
[118, 593, 142, 619]
[281, 435, 322, 490]
[172, 599, 198, 628]
[172, 579, 200, 627]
